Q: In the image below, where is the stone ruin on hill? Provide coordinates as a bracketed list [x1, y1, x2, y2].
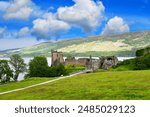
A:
[51, 50, 65, 66]
[51, 50, 118, 70]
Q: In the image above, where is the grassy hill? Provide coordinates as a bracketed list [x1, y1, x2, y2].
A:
[0, 78, 53, 93]
[0, 70, 150, 100]
[1, 31, 150, 57]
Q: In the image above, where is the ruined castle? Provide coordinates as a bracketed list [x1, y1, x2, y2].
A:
[51, 50, 65, 66]
[51, 50, 118, 70]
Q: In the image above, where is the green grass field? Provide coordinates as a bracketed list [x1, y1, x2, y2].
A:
[0, 70, 150, 100]
[0, 78, 54, 93]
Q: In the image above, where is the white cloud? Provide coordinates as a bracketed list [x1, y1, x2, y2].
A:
[17, 27, 30, 37]
[32, 13, 70, 40]
[102, 16, 130, 35]
[57, 0, 105, 32]
[2, 0, 40, 20]
[0, 0, 106, 40]
[0, 27, 6, 38]
[31, 0, 105, 40]
[0, 1, 10, 11]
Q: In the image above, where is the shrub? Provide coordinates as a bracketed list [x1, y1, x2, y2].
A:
[28, 56, 67, 78]
[65, 64, 85, 74]
[114, 54, 150, 70]
[29, 56, 49, 77]
[47, 64, 67, 77]
[133, 54, 150, 70]
[136, 47, 150, 57]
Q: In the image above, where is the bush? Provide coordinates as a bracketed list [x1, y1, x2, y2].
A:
[65, 64, 85, 74]
[29, 56, 49, 77]
[136, 47, 150, 57]
[114, 54, 150, 70]
[133, 54, 150, 70]
[28, 56, 67, 78]
[47, 64, 67, 77]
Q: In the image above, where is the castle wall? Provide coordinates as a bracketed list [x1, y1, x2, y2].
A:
[65, 58, 90, 66]
[65, 59, 78, 65]
[77, 58, 90, 66]
[100, 56, 118, 70]
[51, 50, 119, 70]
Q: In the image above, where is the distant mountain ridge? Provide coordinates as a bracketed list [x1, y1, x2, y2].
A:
[0, 31, 150, 57]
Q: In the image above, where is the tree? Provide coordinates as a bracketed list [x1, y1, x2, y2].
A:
[28, 56, 49, 77]
[9, 54, 27, 81]
[48, 64, 67, 77]
[28, 56, 67, 78]
[0, 60, 13, 83]
[136, 47, 150, 57]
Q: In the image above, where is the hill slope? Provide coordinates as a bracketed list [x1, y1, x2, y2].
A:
[0, 70, 150, 100]
[1, 31, 150, 57]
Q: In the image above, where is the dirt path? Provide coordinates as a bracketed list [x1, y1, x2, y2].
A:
[0, 70, 92, 95]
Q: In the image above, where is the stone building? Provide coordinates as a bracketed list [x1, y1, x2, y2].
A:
[51, 50, 118, 70]
[51, 50, 64, 66]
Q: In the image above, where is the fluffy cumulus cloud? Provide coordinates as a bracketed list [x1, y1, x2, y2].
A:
[57, 0, 105, 32]
[0, 27, 6, 38]
[102, 16, 130, 35]
[31, 0, 105, 40]
[1, 0, 39, 20]
[0, 0, 106, 40]
[32, 13, 70, 40]
[17, 27, 30, 37]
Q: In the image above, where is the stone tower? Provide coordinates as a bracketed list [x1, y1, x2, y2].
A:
[51, 50, 64, 66]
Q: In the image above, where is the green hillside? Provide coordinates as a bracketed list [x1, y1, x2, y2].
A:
[0, 70, 150, 100]
[0, 78, 53, 93]
[1, 31, 150, 57]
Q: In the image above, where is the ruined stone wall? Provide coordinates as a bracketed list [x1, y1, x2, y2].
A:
[65, 58, 90, 66]
[65, 56, 118, 69]
[90, 59, 100, 71]
[99, 56, 118, 70]
[65, 59, 78, 65]
[51, 50, 119, 70]
[77, 58, 90, 66]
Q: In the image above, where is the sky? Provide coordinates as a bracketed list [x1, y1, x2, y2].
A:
[0, 0, 150, 50]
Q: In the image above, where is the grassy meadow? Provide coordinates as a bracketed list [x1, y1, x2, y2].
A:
[0, 78, 54, 93]
[0, 70, 150, 100]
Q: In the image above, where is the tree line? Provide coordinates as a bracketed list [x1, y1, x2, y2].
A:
[0, 55, 67, 84]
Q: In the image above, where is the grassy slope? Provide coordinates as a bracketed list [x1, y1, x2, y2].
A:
[0, 70, 150, 100]
[0, 78, 54, 93]
[1, 31, 150, 57]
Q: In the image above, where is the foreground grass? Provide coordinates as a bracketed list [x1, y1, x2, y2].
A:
[0, 70, 150, 100]
[0, 78, 53, 93]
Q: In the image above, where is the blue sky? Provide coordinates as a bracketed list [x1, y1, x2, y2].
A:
[0, 0, 150, 50]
